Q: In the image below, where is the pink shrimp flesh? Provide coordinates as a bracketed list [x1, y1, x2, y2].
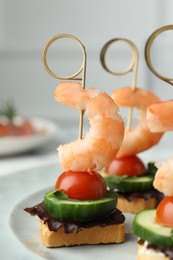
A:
[147, 100, 173, 132]
[54, 82, 124, 172]
[111, 87, 163, 158]
[154, 158, 173, 196]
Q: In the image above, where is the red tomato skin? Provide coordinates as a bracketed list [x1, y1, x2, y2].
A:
[155, 196, 173, 227]
[105, 155, 146, 177]
[55, 171, 107, 200]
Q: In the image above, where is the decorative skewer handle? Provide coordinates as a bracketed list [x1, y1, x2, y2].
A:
[145, 25, 173, 86]
[42, 34, 87, 139]
[100, 38, 139, 131]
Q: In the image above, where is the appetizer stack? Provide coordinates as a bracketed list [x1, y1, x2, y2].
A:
[132, 95, 173, 259]
[101, 87, 163, 213]
[132, 24, 173, 260]
[24, 29, 172, 255]
[133, 158, 173, 259]
[25, 82, 126, 247]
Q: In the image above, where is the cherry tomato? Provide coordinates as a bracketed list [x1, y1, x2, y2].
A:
[105, 155, 146, 177]
[55, 171, 107, 200]
[155, 196, 173, 227]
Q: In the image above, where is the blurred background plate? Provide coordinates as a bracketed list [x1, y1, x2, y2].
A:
[0, 117, 58, 156]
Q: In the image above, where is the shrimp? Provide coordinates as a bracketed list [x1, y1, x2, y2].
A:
[111, 87, 163, 158]
[147, 100, 173, 132]
[146, 100, 173, 195]
[54, 82, 124, 172]
[153, 158, 173, 196]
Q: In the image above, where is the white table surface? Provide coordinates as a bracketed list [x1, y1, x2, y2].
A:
[0, 120, 76, 177]
[1, 128, 173, 177]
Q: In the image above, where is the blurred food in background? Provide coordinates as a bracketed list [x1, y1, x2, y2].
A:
[0, 102, 45, 137]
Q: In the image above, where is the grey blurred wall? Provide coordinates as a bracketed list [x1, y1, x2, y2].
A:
[1, 0, 173, 122]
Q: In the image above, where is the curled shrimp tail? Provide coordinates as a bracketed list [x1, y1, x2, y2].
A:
[55, 82, 124, 171]
[153, 158, 173, 196]
[112, 87, 163, 158]
[147, 100, 173, 132]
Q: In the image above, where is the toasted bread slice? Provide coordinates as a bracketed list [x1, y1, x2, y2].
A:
[117, 195, 158, 213]
[137, 243, 170, 260]
[41, 221, 125, 247]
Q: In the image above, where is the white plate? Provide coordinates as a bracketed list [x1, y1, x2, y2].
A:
[9, 191, 137, 260]
[1, 164, 137, 260]
[0, 118, 58, 156]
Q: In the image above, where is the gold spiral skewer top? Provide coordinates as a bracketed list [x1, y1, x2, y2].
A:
[145, 25, 173, 86]
[42, 34, 87, 139]
[100, 38, 139, 131]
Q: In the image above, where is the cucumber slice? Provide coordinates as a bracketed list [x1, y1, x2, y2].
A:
[44, 190, 118, 222]
[133, 209, 173, 247]
[101, 173, 154, 192]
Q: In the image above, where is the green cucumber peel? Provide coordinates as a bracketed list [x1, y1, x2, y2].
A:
[100, 162, 156, 192]
[101, 172, 154, 192]
[44, 190, 118, 222]
[49, 190, 68, 200]
[133, 209, 173, 248]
